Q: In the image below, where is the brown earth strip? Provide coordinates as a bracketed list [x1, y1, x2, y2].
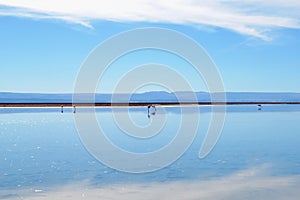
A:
[1, 102, 300, 107]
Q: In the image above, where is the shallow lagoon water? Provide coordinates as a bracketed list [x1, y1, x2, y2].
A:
[1, 105, 300, 199]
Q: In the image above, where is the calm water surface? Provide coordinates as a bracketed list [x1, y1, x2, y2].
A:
[1, 105, 300, 199]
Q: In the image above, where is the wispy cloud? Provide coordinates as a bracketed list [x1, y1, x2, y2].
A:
[0, 0, 300, 40]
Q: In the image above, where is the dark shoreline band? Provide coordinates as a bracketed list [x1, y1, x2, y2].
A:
[1, 102, 300, 107]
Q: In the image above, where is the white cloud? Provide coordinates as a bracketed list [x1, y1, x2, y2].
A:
[3, 166, 300, 200]
[0, 0, 299, 40]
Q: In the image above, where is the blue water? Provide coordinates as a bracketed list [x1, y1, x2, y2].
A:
[1, 105, 300, 195]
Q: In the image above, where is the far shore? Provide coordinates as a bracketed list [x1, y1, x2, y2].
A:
[1, 102, 300, 107]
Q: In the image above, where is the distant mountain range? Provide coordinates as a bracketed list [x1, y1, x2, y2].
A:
[1, 92, 300, 103]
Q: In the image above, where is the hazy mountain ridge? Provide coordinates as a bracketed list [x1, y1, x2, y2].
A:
[1, 92, 300, 103]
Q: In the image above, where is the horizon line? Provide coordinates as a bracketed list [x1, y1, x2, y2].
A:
[1, 102, 300, 108]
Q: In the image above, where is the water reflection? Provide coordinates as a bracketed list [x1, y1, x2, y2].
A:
[0, 105, 300, 199]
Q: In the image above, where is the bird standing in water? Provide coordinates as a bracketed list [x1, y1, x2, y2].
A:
[147, 105, 156, 118]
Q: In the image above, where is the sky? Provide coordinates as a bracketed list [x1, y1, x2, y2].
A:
[0, 0, 300, 93]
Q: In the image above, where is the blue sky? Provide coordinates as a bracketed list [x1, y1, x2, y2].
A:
[0, 1, 300, 93]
